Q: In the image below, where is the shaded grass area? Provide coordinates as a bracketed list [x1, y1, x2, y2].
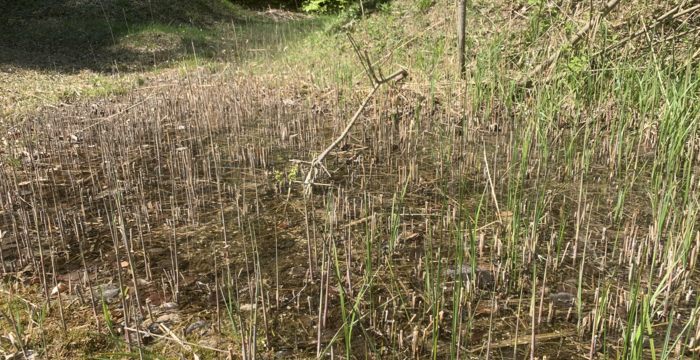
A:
[0, 0, 328, 114]
[0, 0, 256, 72]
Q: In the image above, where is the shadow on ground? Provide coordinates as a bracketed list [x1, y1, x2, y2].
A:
[0, 0, 318, 74]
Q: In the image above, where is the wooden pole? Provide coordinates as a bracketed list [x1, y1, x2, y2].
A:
[457, 0, 467, 78]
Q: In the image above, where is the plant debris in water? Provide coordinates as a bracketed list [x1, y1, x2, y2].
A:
[2, 0, 700, 359]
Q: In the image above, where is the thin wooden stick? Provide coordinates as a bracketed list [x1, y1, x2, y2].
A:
[303, 42, 407, 194]
[124, 326, 228, 353]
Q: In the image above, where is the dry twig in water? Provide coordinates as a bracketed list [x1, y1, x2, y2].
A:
[303, 34, 407, 195]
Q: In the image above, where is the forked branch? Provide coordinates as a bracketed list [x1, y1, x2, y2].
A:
[303, 36, 407, 195]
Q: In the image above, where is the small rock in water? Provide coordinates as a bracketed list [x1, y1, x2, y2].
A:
[156, 255, 186, 270]
[239, 303, 256, 311]
[274, 347, 294, 358]
[446, 265, 469, 277]
[550, 292, 576, 308]
[446, 265, 494, 289]
[51, 282, 69, 295]
[184, 320, 211, 336]
[160, 302, 179, 311]
[147, 321, 164, 335]
[287, 267, 307, 278]
[155, 313, 180, 324]
[147, 247, 165, 255]
[4, 350, 37, 360]
[381, 241, 391, 252]
[94, 285, 120, 301]
[558, 279, 578, 294]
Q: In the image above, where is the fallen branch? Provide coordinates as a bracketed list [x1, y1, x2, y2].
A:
[159, 323, 201, 360]
[303, 36, 407, 195]
[518, 0, 622, 87]
[468, 330, 575, 353]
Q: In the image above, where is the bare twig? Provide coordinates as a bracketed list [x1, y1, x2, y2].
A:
[160, 323, 201, 359]
[125, 326, 228, 353]
[348, 34, 374, 85]
[303, 38, 407, 195]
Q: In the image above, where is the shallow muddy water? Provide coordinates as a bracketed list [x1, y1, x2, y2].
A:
[1, 76, 698, 359]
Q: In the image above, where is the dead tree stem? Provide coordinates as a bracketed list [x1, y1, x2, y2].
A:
[303, 68, 407, 194]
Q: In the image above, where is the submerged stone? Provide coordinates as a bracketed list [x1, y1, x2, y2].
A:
[184, 320, 211, 336]
[550, 292, 576, 308]
[446, 265, 494, 289]
[94, 284, 120, 301]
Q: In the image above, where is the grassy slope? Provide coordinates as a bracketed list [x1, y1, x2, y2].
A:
[4, 0, 692, 118]
[290, 0, 699, 104]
